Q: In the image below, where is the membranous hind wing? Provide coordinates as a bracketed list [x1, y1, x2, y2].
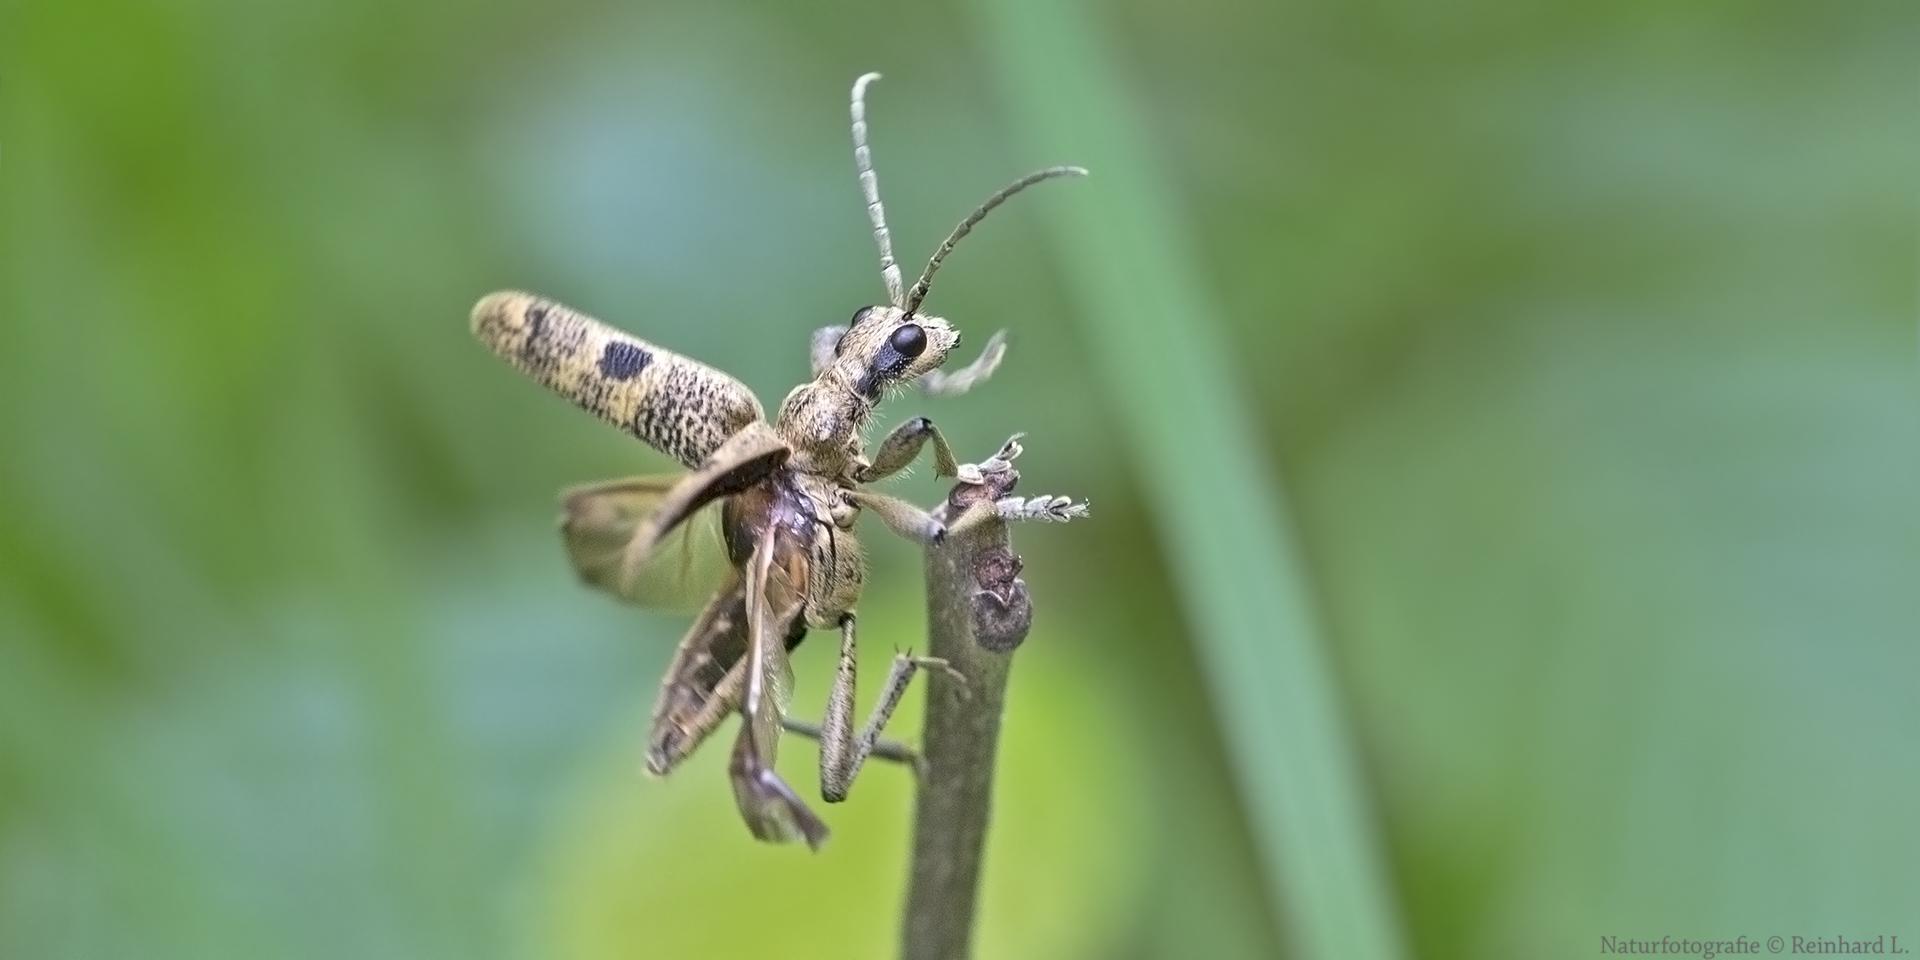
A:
[560, 476, 731, 610]
[559, 421, 791, 607]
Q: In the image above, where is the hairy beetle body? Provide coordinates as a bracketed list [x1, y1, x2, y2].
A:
[475, 73, 1086, 848]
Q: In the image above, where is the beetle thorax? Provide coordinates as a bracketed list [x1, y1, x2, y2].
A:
[774, 377, 873, 478]
[774, 305, 959, 478]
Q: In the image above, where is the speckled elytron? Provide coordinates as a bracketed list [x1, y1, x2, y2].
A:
[472, 292, 764, 468]
[471, 73, 1084, 849]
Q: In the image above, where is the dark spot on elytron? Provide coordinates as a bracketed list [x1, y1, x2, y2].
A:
[598, 340, 652, 381]
[520, 302, 550, 362]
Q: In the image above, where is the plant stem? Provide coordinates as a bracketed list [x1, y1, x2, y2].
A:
[900, 462, 1033, 960]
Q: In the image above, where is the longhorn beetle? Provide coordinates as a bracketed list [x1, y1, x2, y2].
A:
[471, 73, 1087, 848]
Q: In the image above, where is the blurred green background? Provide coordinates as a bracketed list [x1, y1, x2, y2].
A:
[2, 0, 1915, 958]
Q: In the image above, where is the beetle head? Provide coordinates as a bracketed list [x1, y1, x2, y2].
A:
[829, 304, 960, 399]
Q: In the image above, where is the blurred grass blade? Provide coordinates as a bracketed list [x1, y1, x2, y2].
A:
[972, 1, 1408, 957]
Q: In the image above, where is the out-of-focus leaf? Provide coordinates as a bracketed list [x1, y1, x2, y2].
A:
[973, 0, 1410, 957]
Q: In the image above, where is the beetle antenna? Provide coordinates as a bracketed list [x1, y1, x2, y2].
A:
[904, 165, 1087, 317]
[851, 73, 905, 309]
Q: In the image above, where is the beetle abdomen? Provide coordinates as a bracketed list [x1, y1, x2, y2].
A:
[472, 291, 764, 468]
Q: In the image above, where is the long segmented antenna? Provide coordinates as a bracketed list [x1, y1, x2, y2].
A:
[851, 72, 905, 308]
[904, 165, 1088, 317]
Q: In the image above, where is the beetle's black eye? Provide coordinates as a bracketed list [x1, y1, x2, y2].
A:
[890, 323, 927, 359]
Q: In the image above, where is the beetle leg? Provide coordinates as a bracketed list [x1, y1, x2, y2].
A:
[818, 611, 962, 802]
[917, 329, 1007, 397]
[816, 613, 859, 799]
[846, 490, 947, 546]
[782, 716, 921, 770]
[855, 416, 959, 483]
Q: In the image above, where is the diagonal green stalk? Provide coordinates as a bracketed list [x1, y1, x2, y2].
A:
[971, 2, 1410, 958]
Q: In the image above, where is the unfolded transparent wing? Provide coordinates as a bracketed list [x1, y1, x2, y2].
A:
[558, 475, 733, 610]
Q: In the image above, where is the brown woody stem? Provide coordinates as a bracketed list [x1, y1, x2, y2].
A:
[899, 461, 1033, 960]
